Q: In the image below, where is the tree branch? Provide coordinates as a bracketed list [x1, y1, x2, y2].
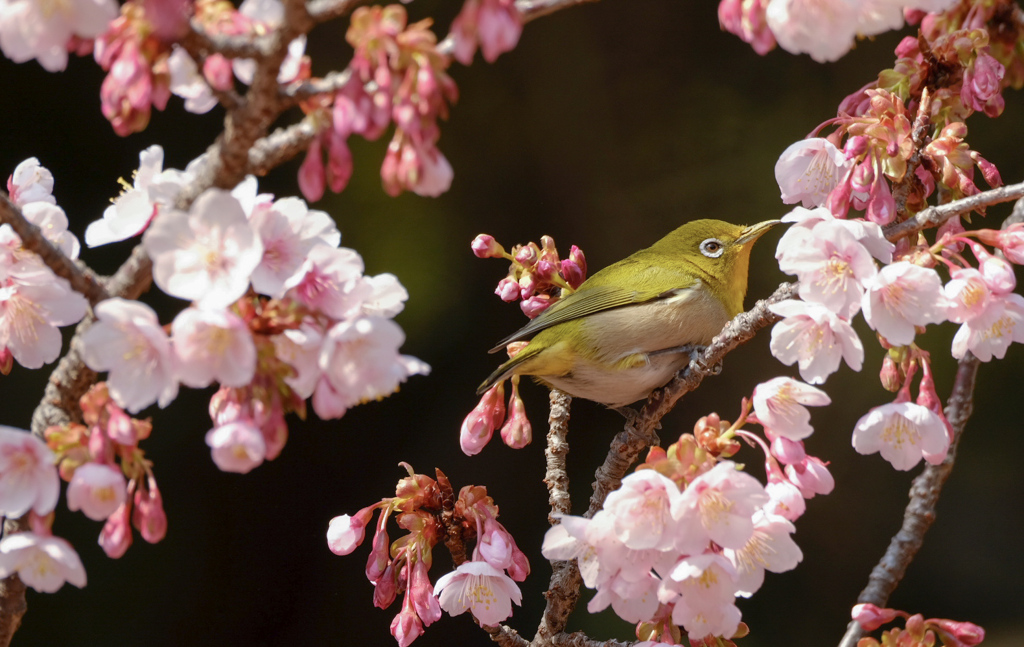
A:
[515, 0, 601, 21]
[883, 180, 1024, 241]
[0, 194, 108, 306]
[837, 353, 980, 647]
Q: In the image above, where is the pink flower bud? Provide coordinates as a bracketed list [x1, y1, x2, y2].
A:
[534, 260, 557, 282]
[374, 561, 399, 608]
[326, 130, 353, 194]
[929, 618, 985, 646]
[785, 456, 834, 498]
[298, 138, 326, 202]
[132, 479, 167, 543]
[499, 390, 531, 449]
[88, 426, 112, 463]
[366, 523, 390, 583]
[106, 404, 136, 446]
[770, 436, 806, 465]
[0, 347, 12, 375]
[202, 54, 234, 91]
[390, 603, 424, 647]
[852, 603, 899, 631]
[966, 53, 1004, 105]
[865, 174, 896, 225]
[850, 158, 875, 193]
[514, 244, 538, 267]
[67, 463, 127, 521]
[569, 245, 587, 276]
[495, 278, 520, 302]
[518, 273, 537, 299]
[472, 234, 504, 259]
[327, 505, 376, 555]
[205, 420, 266, 474]
[880, 355, 901, 392]
[971, 151, 1002, 188]
[560, 259, 584, 289]
[507, 533, 530, 582]
[520, 294, 552, 319]
[995, 224, 1024, 265]
[409, 559, 441, 625]
[476, 0, 522, 63]
[99, 502, 133, 559]
[894, 36, 919, 59]
[460, 384, 506, 456]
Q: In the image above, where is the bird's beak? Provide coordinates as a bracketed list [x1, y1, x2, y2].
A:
[736, 219, 782, 245]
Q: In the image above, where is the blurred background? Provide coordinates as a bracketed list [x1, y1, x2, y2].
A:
[0, 0, 1022, 645]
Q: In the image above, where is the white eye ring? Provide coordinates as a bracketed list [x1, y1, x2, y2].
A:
[700, 238, 725, 258]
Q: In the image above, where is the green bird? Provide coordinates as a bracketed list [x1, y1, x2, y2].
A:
[477, 219, 781, 408]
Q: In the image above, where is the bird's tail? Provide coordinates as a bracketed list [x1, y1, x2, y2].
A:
[475, 346, 542, 395]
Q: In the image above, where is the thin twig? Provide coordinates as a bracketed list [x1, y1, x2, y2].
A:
[837, 353, 980, 647]
[883, 180, 1024, 241]
[515, 0, 601, 21]
[0, 195, 108, 306]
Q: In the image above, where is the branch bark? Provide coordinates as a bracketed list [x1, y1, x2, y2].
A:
[883, 180, 1024, 241]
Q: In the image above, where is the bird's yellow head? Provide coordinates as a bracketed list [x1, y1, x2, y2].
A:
[646, 218, 781, 317]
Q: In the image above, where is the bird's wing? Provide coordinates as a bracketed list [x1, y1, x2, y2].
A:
[488, 260, 697, 352]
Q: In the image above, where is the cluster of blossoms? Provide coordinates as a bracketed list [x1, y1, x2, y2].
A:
[541, 378, 837, 644]
[852, 603, 985, 647]
[0, 0, 521, 201]
[327, 465, 528, 647]
[2, 159, 88, 371]
[63, 148, 429, 474]
[459, 233, 587, 455]
[718, 0, 959, 63]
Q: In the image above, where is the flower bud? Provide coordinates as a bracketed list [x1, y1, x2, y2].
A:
[520, 294, 552, 319]
[99, 502, 133, 559]
[495, 278, 520, 302]
[327, 506, 376, 555]
[500, 389, 531, 449]
[851, 603, 899, 631]
[132, 479, 167, 543]
[880, 355, 901, 392]
[0, 347, 12, 375]
[929, 618, 985, 646]
[472, 234, 505, 258]
[514, 243, 538, 267]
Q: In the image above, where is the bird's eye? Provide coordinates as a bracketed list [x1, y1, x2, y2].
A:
[700, 238, 725, 258]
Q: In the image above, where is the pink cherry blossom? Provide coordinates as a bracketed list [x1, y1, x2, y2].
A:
[765, 0, 860, 63]
[80, 298, 179, 413]
[0, 0, 117, 71]
[205, 419, 266, 474]
[775, 138, 853, 208]
[171, 307, 257, 388]
[143, 188, 263, 309]
[167, 46, 217, 114]
[603, 470, 683, 551]
[327, 506, 375, 555]
[85, 145, 191, 247]
[284, 243, 369, 320]
[671, 461, 769, 554]
[944, 268, 992, 324]
[21, 202, 80, 259]
[770, 435, 806, 464]
[249, 197, 341, 297]
[0, 426, 59, 517]
[778, 206, 894, 263]
[0, 266, 88, 369]
[718, 0, 775, 55]
[861, 261, 948, 345]
[785, 455, 834, 497]
[778, 220, 877, 317]
[723, 511, 802, 597]
[769, 299, 864, 384]
[970, 243, 1016, 294]
[0, 532, 86, 593]
[271, 322, 324, 399]
[852, 401, 950, 471]
[312, 316, 430, 419]
[232, 0, 307, 85]
[66, 462, 127, 521]
[7, 157, 55, 207]
[764, 478, 806, 521]
[666, 552, 742, 640]
[950, 292, 1024, 362]
[360, 274, 409, 318]
[752, 376, 830, 440]
[434, 560, 522, 626]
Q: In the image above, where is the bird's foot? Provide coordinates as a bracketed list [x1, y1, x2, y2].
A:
[611, 405, 640, 423]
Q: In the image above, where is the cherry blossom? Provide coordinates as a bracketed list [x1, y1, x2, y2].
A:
[21, 202, 80, 259]
[723, 511, 802, 597]
[764, 0, 860, 63]
[80, 298, 179, 413]
[665, 552, 742, 640]
[603, 470, 683, 551]
[271, 322, 324, 400]
[0, 266, 88, 369]
[205, 419, 266, 474]
[769, 299, 864, 384]
[775, 138, 853, 208]
[671, 461, 769, 554]
[86, 145, 192, 247]
[171, 307, 257, 388]
[0, 0, 117, 71]
[6, 157, 55, 207]
[460, 383, 505, 456]
[143, 188, 263, 309]
[785, 456, 835, 498]
[0, 532, 86, 593]
[777, 220, 877, 318]
[167, 46, 218, 114]
[66, 462, 127, 521]
[312, 316, 430, 419]
[434, 561, 522, 626]
[944, 267, 992, 324]
[861, 261, 949, 345]
[752, 376, 830, 440]
[248, 197, 341, 297]
[285, 244, 369, 320]
[327, 507, 375, 556]
[852, 401, 950, 471]
[949, 292, 1024, 362]
[361, 274, 409, 318]
[0, 426, 59, 517]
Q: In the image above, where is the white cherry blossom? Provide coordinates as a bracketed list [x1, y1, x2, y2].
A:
[769, 299, 864, 384]
[171, 307, 257, 388]
[0, 0, 117, 71]
[861, 261, 949, 345]
[852, 401, 950, 471]
[0, 426, 59, 517]
[0, 532, 86, 593]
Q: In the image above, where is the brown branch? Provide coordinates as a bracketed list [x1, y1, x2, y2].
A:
[891, 88, 931, 221]
[837, 353, 980, 647]
[883, 180, 1024, 241]
[0, 194, 108, 306]
[247, 113, 324, 176]
[515, 0, 601, 21]
[550, 633, 630, 647]
[482, 623, 530, 647]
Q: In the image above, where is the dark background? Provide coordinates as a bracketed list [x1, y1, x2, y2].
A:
[0, 0, 1021, 645]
